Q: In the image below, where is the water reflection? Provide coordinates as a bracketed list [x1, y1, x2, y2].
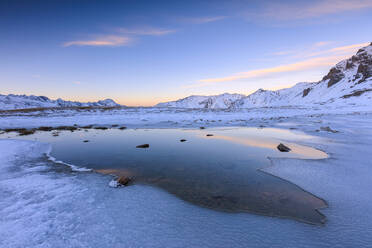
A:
[1, 127, 328, 224]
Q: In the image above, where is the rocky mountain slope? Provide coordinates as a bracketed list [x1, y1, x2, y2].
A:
[155, 93, 245, 108]
[0, 94, 120, 110]
[157, 42, 372, 109]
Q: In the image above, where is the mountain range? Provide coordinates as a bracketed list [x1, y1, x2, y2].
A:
[0, 94, 120, 110]
[1, 42, 371, 110]
[156, 42, 372, 109]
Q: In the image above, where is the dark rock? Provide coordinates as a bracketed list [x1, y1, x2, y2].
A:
[83, 140, 89, 143]
[277, 143, 291, 152]
[302, 88, 312, 97]
[322, 67, 344, 88]
[320, 126, 338, 133]
[206, 134, 214, 137]
[111, 124, 119, 127]
[117, 176, 132, 186]
[136, 144, 149, 148]
[180, 139, 187, 142]
[200, 127, 205, 129]
[342, 89, 372, 98]
[119, 126, 127, 130]
[82, 125, 93, 129]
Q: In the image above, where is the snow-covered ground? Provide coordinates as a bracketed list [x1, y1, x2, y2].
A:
[1, 107, 372, 247]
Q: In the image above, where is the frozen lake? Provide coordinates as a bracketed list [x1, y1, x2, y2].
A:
[1, 127, 328, 224]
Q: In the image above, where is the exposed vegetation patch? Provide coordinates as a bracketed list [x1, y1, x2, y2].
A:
[55, 126, 78, 132]
[94, 126, 108, 130]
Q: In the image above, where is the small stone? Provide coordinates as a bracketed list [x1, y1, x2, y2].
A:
[83, 140, 89, 143]
[119, 126, 127, 130]
[180, 139, 187, 142]
[117, 176, 131, 186]
[206, 134, 214, 137]
[277, 143, 291, 152]
[200, 127, 205, 129]
[136, 144, 149, 148]
[320, 126, 338, 133]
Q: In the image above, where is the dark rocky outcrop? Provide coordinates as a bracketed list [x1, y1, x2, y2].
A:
[342, 89, 372, 98]
[322, 67, 344, 88]
[277, 143, 291, 152]
[180, 139, 187, 142]
[206, 134, 214, 137]
[302, 88, 312, 97]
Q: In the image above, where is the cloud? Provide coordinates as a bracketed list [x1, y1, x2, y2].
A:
[181, 16, 227, 24]
[64, 27, 175, 47]
[117, 27, 176, 36]
[261, 0, 372, 20]
[304, 42, 369, 58]
[191, 42, 369, 87]
[314, 41, 333, 47]
[63, 35, 131, 47]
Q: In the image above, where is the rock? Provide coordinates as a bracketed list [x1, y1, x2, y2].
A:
[302, 88, 312, 97]
[200, 127, 205, 129]
[119, 126, 127, 130]
[277, 143, 291, 152]
[180, 139, 187, 142]
[320, 126, 338, 133]
[83, 140, 89, 143]
[136, 144, 149, 148]
[206, 134, 214, 137]
[117, 176, 131, 186]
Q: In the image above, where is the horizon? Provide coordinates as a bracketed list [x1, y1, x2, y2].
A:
[1, 0, 372, 106]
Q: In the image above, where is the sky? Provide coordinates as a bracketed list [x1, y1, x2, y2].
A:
[0, 0, 371, 106]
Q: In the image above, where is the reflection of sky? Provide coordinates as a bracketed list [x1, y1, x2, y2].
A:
[1, 1, 371, 105]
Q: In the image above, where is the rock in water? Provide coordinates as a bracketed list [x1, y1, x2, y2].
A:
[320, 126, 338, 133]
[206, 134, 214, 137]
[180, 139, 187, 142]
[117, 176, 131, 186]
[136, 144, 149, 148]
[277, 143, 291, 152]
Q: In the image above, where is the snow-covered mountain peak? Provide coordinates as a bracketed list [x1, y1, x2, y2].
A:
[0, 94, 121, 110]
[156, 42, 372, 109]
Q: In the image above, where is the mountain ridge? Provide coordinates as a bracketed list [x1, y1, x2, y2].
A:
[0, 94, 121, 110]
[156, 42, 372, 109]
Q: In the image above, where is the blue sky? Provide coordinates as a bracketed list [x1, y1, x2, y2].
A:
[1, 0, 371, 106]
